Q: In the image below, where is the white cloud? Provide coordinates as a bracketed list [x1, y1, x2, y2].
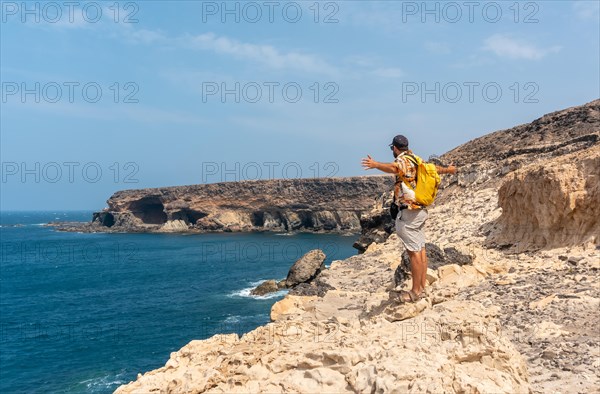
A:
[573, 1, 600, 20]
[180, 33, 338, 76]
[16, 6, 337, 76]
[483, 34, 561, 60]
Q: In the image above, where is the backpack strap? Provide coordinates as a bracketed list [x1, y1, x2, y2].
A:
[398, 153, 419, 190]
[393, 155, 408, 200]
[404, 154, 420, 166]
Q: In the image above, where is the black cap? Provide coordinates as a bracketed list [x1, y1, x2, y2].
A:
[391, 134, 409, 149]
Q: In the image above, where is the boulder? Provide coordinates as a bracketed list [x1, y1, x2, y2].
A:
[394, 243, 474, 287]
[288, 279, 335, 297]
[444, 246, 475, 266]
[250, 280, 279, 296]
[285, 249, 326, 287]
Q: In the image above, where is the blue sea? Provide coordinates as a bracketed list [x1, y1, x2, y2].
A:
[0, 211, 359, 393]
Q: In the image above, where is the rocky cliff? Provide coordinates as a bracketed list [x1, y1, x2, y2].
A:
[115, 100, 600, 394]
[61, 176, 394, 234]
[441, 99, 598, 187]
[486, 145, 600, 251]
[445, 99, 599, 252]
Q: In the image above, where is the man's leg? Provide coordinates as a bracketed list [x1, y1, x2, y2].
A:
[407, 249, 425, 295]
[396, 209, 428, 300]
[420, 247, 428, 290]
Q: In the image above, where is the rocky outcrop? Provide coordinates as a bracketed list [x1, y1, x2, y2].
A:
[60, 176, 394, 234]
[250, 250, 329, 296]
[485, 145, 600, 251]
[284, 250, 326, 287]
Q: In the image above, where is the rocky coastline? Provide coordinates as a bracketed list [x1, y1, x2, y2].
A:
[112, 100, 599, 393]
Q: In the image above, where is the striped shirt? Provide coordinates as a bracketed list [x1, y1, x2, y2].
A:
[393, 151, 424, 210]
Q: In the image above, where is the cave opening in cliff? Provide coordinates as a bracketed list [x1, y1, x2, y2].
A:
[102, 212, 115, 227]
[128, 197, 168, 225]
[251, 211, 265, 227]
[171, 209, 207, 225]
[298, 211, 315, 229]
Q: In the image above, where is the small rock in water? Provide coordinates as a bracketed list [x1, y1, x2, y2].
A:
[250, 280, 278, 296]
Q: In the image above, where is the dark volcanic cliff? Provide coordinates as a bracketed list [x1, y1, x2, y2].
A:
[438, 99, 599, 193]
[443, 100, 598, 165]
[79, 176, 395, 233]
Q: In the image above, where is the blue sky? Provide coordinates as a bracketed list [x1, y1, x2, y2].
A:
[1, 0, 599, 210]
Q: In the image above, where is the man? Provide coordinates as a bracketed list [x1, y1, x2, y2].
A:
[361, 134, 457, 303]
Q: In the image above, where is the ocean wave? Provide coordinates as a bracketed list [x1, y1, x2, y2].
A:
[79, 372, 128, 392]
[227, 282, 288, 300]
[222, 314, 269, 325]
[247, 278, 285, 287]
[224, 315, 241, 324]
[248, 279, 268, 287]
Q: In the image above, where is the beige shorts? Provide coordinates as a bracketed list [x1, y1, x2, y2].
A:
[395, 208, 428, 252]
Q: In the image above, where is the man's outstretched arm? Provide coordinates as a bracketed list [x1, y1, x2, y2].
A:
[361, 155, 398, 174]
[436, 164, 457, 175]
[362, 155, 458, 175]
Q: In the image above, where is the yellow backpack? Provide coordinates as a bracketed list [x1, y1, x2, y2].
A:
[401, 154, 441, 206]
